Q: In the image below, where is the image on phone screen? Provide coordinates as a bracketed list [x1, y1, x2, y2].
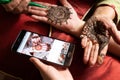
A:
[12, 30, 75, 67]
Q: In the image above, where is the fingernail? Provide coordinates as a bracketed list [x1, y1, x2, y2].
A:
[80, 35, 84, 38]
[29, 58, 32, 62]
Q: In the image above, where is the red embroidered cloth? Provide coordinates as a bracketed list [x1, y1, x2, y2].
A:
[0, 0, 120, 80]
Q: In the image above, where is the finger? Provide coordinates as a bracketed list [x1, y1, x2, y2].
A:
[13, 0, 30, 13]
[59, 0, 73, 8]
[31, 15, 61, 26]
[28, 8, 47, 16]
[97, 44, 108, 65]
[2, 0, 21, 12]
[59, 0, 78, 17]
[59, 69, 73, 80]
[29, 57, 48, 72]
[83, 40, 92, 64]
[31, 15, 48, 22]
[81, 36, 87, 48]
[29, 6, 47, 11]
[33, 2, 57, 8]
[89, 43, 99, 66]
[30, 57, 73, 80]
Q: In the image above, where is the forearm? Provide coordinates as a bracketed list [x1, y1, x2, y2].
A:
[93, 5, 115, 20]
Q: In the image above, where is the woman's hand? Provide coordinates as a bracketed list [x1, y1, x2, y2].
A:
[28, 0, 120, 66]
[2, 0, 30, 13]
[80, 5, 120, 66]
[30, 57, 73, 80]
[28, 0, 85, 37]
[81, 16, 120, 65]
[80, 16, 119, 66]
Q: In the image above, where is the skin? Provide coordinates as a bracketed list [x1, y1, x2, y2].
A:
[2, 0, 120, 79]
[92, 5, 120, 45]
[28, 0, 120, 65]
[30, 57, 73, 80]
[27, 0, 85, 37]
[81, 16, 113, 65]
[27, 0, 120, 79]
[2, 0, 30, 13]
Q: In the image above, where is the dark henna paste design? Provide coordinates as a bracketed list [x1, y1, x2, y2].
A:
[81, 17, 110, 53]
[46, 6, 72, 25]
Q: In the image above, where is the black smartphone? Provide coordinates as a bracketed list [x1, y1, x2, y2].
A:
[12, 30, 75, 67]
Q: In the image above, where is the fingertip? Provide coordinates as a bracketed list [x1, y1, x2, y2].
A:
[83, 57, 89, 64]
[89, 55, 97, 66]
[29, 57, 34, 62]
[89, 44, 99, 66]
[29, 57, 47, 71]
[89, 56, 96, 66]
[83, 52, 89, 64]
[59, 0, 72, 8]
[83, 40, 93, 65]
[89, 59, 96, 67]
[81, 36, 87, 48]
[97, 52, 106, 65]
[97, 56, 104, 65]
[29, 57, 39, 63]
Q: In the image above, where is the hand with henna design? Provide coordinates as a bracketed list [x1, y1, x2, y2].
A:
[80, 16, 111, 65]
[28, 0, 85, 37]
[28, 0, 120, 66]
[80, 15, 120, 66]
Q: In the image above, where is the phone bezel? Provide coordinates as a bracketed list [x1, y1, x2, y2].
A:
[11, 30, 75, 67]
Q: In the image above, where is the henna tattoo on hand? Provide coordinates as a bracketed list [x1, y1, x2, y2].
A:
[80, 16, 110, 53]
[46, 6, 72, 25]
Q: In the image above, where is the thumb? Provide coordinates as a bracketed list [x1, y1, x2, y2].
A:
[97, 44, 108, 65]
[59, 0, 73, 8]
[101, 17, 120, 44]
[108, 24, 120, 44]
[29, 57, 47, 72]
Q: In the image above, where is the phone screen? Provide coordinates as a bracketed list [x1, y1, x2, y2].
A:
[12, 30, 75, 67]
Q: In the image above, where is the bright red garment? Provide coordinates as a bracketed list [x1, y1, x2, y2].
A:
[0, 0, 120, 80]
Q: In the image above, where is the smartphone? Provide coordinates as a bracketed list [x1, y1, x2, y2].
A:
[12, 30, 75, 67]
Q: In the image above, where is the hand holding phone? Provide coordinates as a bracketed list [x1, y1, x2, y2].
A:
[12, 30, 75, 67]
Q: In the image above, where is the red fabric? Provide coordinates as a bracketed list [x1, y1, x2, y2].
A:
[0, 0, 120, 80]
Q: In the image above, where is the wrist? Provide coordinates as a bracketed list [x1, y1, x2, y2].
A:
[71, 20, 85, 38]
